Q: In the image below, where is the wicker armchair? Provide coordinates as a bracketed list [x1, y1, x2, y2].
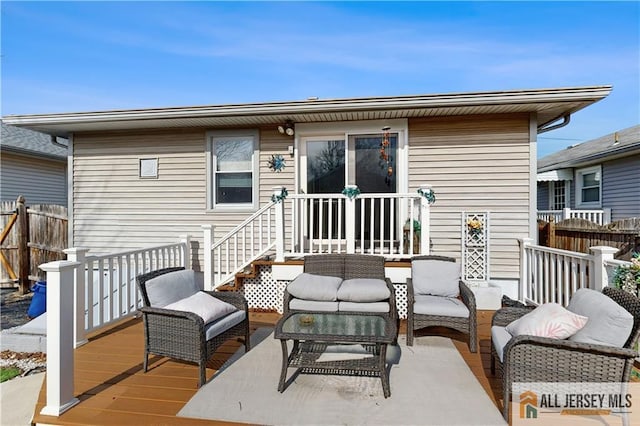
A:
[406, 255, 477, 352]
[136, 267, 250, 387]
[491, 287, 640, 420]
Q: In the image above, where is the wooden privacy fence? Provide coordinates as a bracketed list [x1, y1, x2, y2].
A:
[0, 196, 68, 293]
[539, 217, 640, 260]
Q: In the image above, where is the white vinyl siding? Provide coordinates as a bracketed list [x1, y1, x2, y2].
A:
[1, 152, 67, 206]
[71, 128, 292, 259]
[71, 114, 533, 280]
[408, 113, 531, 279]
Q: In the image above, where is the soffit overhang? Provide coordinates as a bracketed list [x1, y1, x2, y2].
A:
[1, 86, 612, 138]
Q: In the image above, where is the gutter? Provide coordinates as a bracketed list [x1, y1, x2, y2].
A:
[537, 114, 570, 134]
[50, 135, 69, 150]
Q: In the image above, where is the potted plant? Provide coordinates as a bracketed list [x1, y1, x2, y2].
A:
[403, 219, 421, 254]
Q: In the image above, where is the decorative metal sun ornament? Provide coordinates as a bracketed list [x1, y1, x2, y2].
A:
[267, 154, 286, 172]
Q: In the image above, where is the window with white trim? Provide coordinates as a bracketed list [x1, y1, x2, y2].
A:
[207, 130, 259, 210]
[576, 165, 601, 207]
[549, 181, 569, 210]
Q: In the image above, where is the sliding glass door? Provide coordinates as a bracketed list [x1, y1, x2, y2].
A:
[301, 133, 398, 245]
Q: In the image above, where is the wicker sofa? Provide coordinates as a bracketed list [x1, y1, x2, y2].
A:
[136, 267, 250, 387]
[283, 254, 397, 322]
[490, 286, 640, 420]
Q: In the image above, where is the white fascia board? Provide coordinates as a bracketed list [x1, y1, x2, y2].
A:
[2, 85, 612, 127]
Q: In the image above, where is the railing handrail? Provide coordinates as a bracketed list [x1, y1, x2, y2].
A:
[538, 208, 607, 214]
[288, 192, 422, 200]
[536, 208, 611, 225]
[523, 243, 593, 260]
[84, 241, 186, 262]
[206, 199, 279, 288]
[604, 258, 630, 268]
[211, 200, 276, 251]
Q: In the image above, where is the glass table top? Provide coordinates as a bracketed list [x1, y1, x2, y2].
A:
[278, 312, 389, 339]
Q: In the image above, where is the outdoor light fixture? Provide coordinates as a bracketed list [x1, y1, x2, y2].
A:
[278, 120, 295, 136]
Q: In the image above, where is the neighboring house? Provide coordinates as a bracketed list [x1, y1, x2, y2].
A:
[2, 86, 611, 291]
[0, 123, 68, 206]
[537, 124, 640, 222]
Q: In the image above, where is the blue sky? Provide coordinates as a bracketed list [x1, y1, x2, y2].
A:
[1, 1, 638, 158]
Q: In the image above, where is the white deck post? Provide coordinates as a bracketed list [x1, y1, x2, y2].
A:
[419, 184, 433, 255]
[179, 234, 191, 269]
[603, 208, 612, 225]
[39, 260, 81, 416]
[273, 187, 286, 262]
[344, 185, 358, 254]
[63, 247, 89, 348]
[202, 225, 213, 291]
[590, 246, 618, 291]
[562, 207, 571, 221]
[518, 238, 533, 302]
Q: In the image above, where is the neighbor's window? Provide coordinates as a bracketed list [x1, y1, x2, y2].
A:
[207, 130, 258, 210]
[549, 181, 568, 210]
[576, 165, 601, 207]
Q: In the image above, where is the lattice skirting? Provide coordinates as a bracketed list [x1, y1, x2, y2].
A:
[242, 265, 409, 319]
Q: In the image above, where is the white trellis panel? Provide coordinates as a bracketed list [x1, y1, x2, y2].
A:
[461, 212, 490, 283]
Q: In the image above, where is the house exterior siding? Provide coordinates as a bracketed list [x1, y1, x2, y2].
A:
[602, 153, 640, 221]
[72, 114, 532, 280]
[408, 113, 532, 280]
[71, 127, 292, 267]
[537, 182, 550, 210]
[1, 151, 67, 206]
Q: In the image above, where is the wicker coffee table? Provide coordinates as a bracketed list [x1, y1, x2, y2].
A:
[274, 311, 396, 398]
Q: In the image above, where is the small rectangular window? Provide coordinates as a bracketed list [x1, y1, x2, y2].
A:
[207, 131, 259, 210]
[576, 166, 601, 207]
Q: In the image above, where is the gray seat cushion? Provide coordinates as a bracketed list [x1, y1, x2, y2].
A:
[337, 278, 391, 302]
[413, 295, 469, 317]
[204, 310, 246, 341]
[145, 269, 200, 307]
[491, 325, 512, 362]
[289, 299, 339, 312]
[411, 260, 460, 297]
[567, 288, 634, 347]
[338, 301, 390, 313]
[287, 273, 343, 301]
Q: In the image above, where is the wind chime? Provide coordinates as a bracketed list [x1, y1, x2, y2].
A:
[380, 126, 393, 185]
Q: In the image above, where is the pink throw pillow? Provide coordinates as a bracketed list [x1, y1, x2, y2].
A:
[506, 303, 588, 339]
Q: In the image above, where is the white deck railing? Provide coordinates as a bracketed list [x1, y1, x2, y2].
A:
[537, 208, 611, 225]
[519, 238, 621, 306]
[38, 237, 189, 416]
[203, 185, 434, 287]
[203, 201, 278, 289]
[284, 191, 427, 258]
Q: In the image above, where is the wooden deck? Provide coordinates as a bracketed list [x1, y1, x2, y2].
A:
[32, 310, 503, 425]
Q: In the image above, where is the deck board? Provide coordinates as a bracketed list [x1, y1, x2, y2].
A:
[33, 311, 503, 425]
